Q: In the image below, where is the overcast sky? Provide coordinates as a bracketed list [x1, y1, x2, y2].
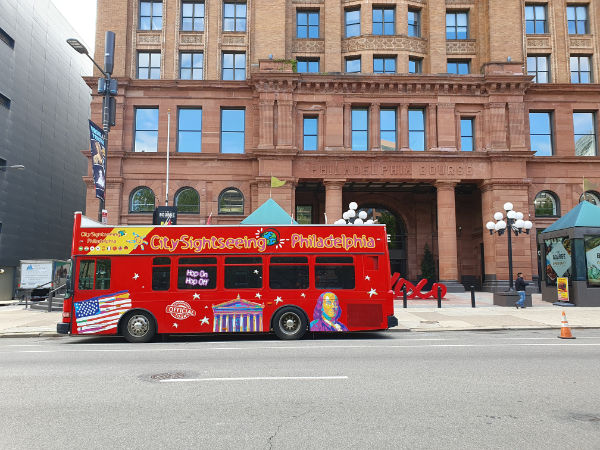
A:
[51, 0, 97, 70]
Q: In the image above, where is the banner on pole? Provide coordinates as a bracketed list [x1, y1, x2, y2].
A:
[89, 120, 106, 201]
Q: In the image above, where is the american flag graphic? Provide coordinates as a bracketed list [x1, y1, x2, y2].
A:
[74, 291, 132, 334]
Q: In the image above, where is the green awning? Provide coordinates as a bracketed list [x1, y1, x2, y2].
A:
[543, 201, 600, 232]
[240, 198, 298, 225]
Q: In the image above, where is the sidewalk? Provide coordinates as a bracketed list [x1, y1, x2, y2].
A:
[0, 292, 598, 337]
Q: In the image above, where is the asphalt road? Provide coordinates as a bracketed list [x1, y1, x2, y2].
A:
[1, 330, 600, 449]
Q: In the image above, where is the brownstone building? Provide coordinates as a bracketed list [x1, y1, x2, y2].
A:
[86, 0, 600, 291]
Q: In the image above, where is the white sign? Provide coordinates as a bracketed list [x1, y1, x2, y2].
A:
[546, 239, 571, 277]
[19, 263, 53, 289]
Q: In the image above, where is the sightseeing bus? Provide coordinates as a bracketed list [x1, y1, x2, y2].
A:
[57, 212, 397, 342]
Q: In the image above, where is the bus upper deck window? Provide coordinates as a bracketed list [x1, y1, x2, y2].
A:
[177, 257, 217, 289]
[152, 257, 171, 291]
[315, 256, 355, 290]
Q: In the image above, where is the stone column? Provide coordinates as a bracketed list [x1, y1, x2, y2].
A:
[399, 104, 409, 151]
[343, 103, 351, 150]
[370, 103, 380, 150]
[258, 98, 274, 149]
[435, 180, 464, 292]
[276, 97, 293, 149]
[324, 180, 345, 224]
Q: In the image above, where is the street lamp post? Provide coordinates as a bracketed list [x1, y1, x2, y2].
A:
[67, 32, 116, 222]
[486, 202, 533, 291]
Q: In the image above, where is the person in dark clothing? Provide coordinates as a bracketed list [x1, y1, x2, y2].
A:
[515, 272, 529, 308]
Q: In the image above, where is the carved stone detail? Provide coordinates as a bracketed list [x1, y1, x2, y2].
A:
[446, 40, 476, 54]
[341, 36, 427, 54]
[222, 35, 246, 46]
[293, 0, 323, 3]
[570, 37, 593, 48]
[180, 33, 204, 45]
[137, 33, 161, 44]
[446, 0, 474, 4]
[293, 40, 325, 53]
[527, 37, 551, 49]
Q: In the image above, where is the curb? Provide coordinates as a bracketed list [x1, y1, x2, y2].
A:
[0, 332, 62, 338]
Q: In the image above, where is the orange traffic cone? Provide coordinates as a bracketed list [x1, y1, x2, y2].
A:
[558, 311, 576, 339]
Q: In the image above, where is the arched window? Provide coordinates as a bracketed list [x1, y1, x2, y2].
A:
[534, 191, 559, 217]
[175, 187, 200, 213]
[218, 187, 244, 215]
[129, 186, 155, 213]
[580, 190, 600, 206]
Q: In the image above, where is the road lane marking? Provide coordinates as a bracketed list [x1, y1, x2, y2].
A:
[159, 376, 349, 383]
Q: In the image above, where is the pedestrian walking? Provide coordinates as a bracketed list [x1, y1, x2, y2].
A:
[515, 272, 529, 309]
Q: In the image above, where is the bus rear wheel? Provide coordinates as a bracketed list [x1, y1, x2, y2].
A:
[122, 311, 156, 343]
[273, 307, 308, 340]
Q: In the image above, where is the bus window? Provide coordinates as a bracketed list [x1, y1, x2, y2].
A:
[78, 260, 95, 290]
[269, 256, 309, 289]
[177, 257, 217, 289]
[95, 260, 111, 290]
[224, 257, 262, 289]
[315, 256, 355, 289]
[152, 257, 171, 291]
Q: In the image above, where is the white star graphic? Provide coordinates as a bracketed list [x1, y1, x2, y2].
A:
[368, 288, 378, 298]
[365, 275, 371, 281]
[274, 296, 283, 304]
[253, 269, 259, 274]
[255, 293, 262, 299]
[132, 273, 139, 280]
[300, 293, 306, 298]
[172, 323, 178, 328]
[205, 306, 208, 309]
[192, 293, 200, 300]
[200, 316, 209, 325]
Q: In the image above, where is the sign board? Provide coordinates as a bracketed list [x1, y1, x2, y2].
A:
[557, 277, 569, 302]
[153, 206, 178, 225]
[19, 262, 53, 289]
[584, 235, 600, 287]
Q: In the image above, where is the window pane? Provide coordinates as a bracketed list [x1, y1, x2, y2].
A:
[222, 110, 245, 131]
[221, 132, 244, 153]
[177, 266, 217, 289]
[95, 260, 111, 290]
[78, 260, 95, 290]
[135, 131, 158, 152]
[352, 131, 368, 150]
[315, 265, 355, 289]
[380, 109, 395, 130]
[179, 132, 202, 153]
[346, 58, 360, 72]
[574, 112, 594, 135]
[131, 188, 155, 212]
[175, 188, 200, 213]
[304, 135, 317, 151]
[530, 135, 552, 156]
[225, 265, 262, 289]
[304, 117, 317, 134]
[408, 109, 424, 129]
[269, 266, 309, 289]
[152, 267, 170, 290]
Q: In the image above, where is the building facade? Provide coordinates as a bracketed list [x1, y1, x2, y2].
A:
[89, 0, 600, 291]
[0, 0, 90, 297]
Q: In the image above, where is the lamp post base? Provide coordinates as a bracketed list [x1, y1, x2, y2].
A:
[493, 291, 532, 307]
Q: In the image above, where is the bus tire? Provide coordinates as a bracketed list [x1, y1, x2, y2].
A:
[121, 310, 156, 343]
[272, 307, 308, 340]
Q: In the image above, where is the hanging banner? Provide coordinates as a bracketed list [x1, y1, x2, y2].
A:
[584, 235, 600, 287]
[557, 277, 569, 301]
[544, 237, 572, 285]
[89, 120, 106, 201]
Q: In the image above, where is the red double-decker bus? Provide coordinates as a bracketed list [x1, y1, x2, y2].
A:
[57, 212, 397, 342]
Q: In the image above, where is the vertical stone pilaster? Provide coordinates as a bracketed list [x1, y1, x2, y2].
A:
[343, 103, 351, 150]
[370, 103, 380, 150]
[324, 98, 344, 151]
[488, 102, 508, 149]
[427, 104, 438, 151]
[324, 179, 345, 224]
[508, 102, 527, 151]
[436, 103, 456, 151]
[276, 98, 293, 149]
[399, 104, 409, 151]
[258, 98, 274, 149]
[435, 180, 464, 291]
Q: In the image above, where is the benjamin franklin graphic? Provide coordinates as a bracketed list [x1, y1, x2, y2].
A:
[310, 292, 348, 332]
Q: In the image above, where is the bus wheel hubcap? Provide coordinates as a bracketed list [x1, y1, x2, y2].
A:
[281, 313, 299, 334]
[129, 315, 149, 337]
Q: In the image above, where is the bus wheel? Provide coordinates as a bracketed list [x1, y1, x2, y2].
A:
[122, 311, 155, 343]
[273, 307, 307, 340]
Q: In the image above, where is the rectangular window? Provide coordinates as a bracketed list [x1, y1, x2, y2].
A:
[346, 56, 361, 73]
[269, 256, 309, 289]
[221, 108, 245, 154]
[570, 55, 592, 83]
[134, 108, 159, 152]
[297, 10, 319, 38]
[373, 56, 396, 74]
[303, 116, 318, 150]
[345, 8, 361, 38]
[573, 112, 597, 156]
[224, 257, 262, 289]
[529, 112, 553, 156]
[137, 52, 160, 79]
[351, 108, 368, 151]
[296, 205, 312, 224]
[527, 55, 550, 82]
[223, 2, 247, 32]
[446, 11, 468, 39]
[447, 60, 470, 74]
[139, 1, 163, 30]
[180, 52, 203, 80]
[315, 256, 355, 290]
[409, 108, 425, 151]
[152, 257, 170, 291]
[525, 4, 547, 34]
[182, 1, 205, 31]
[77, 259, 110, 290]
[380, 108, 396, 151]
[297, 58, 320, 73]
[222, 52, 246, 80]
[460, 118, 474, 151]
[0, 92, 10, 110]
[178, 108, 202, 153]
[408, 9, 421, 37]
[0, 27, 15, 49]
[177, 257, 217, 289]
[409, 57, 422, 74]
[373, 7, 394, 35]
[567, 5, 588, 34]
